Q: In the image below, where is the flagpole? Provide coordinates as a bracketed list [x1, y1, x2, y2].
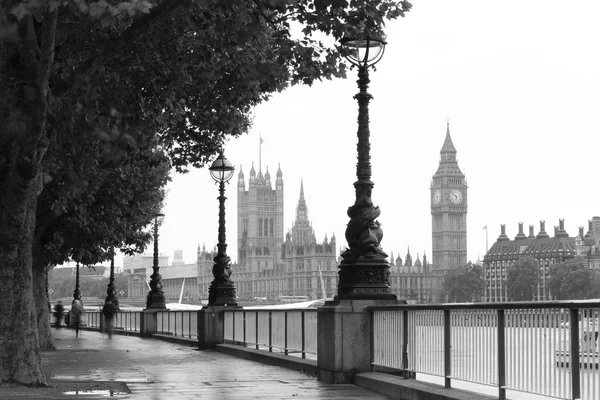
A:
[259, 133, 262, 172]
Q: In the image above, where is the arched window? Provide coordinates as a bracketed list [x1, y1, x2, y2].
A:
[264, 219, 269, 238]
[259, 218, 263, 236]
[270, 219, 274, 237]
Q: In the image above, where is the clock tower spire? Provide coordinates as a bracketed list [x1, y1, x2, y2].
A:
[431, 122, 468, 278]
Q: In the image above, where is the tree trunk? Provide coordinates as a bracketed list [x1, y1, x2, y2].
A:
[0, 172, 46, 385]
[32, 240, 54, 350]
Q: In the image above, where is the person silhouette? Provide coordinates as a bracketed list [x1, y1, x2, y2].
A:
[70, 299, 85, 337]
[54, 301, 64, 328]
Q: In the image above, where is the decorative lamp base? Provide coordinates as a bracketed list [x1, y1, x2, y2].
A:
[336, 258, 397, 300]
[208, 282, 238, 307]
[146, 290, 166, 309]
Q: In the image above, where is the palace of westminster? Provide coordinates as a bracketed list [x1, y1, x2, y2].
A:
[124, 124, 600, 303]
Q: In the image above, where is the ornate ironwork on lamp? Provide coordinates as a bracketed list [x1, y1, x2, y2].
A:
[73, 261, 81, 301]
[207, 151, 238, 306]
[146, 213, 167, 309]
[105, 248, 119, 309]
[337, 36, 396, 300]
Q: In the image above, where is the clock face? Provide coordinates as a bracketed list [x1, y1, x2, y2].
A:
[449, 189, 463, 204]
[432, 189, 441, 205]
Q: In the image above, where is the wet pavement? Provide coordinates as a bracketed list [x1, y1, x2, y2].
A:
[19, 328, 392, 399]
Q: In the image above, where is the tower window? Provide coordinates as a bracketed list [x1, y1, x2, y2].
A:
[259, 218, 263, 236]
[270, 219, 274, 237]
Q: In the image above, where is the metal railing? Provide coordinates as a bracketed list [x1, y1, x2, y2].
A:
[85, 311, 102, 328]
[114, 311, 141, 331]
[222, 309, 317, 358]
[83, 311, 141, 332]
[369, 301, 600, 400]
[156, 311, 198, 339]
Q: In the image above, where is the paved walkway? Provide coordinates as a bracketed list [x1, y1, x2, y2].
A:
[14, 328, 392, 399]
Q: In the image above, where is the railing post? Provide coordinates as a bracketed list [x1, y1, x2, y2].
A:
[284, 312, 288, 355]
[402, 309, 409, 378]
[269, 311, 273, 352]
[243, 311, 247, 348]
[369, 309, 374, 371]
[189, 311, 192, 338]
[569, 308, 581, 400]
[444, 309, 451, 388]
[497, 309, 506, 400]
[301, 311, 306, 359]
[255, 311, 259, 350]
[232, 311, 236, 345]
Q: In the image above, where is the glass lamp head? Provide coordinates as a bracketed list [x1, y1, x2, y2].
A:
[341, 37, 386, 68]
[209, 152, 235, 183]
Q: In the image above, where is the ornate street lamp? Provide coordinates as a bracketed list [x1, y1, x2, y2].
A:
[146, 213, 166, 309]
[73, 261, 81, 301]
[207, 151, 237, 306]
[105, 247, 120, 309]
[337, 36, 396, 300]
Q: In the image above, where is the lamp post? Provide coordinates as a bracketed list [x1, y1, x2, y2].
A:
[337, 36, 396, 300]
[207, 151, 237, 306]
[105, 247, 119, 309]
[146, 213, 166, 309]
[73, 261, 81, 301]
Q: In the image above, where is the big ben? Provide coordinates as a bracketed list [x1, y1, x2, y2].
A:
[431, 122, 467, 272]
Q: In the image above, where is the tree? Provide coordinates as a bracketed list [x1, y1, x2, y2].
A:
[547, 258, 600, 300]
[0, 0, 413, 385]
[443, 261, 484, 302]
[33, 133, 170, 349]
[506, 257, 539, 301]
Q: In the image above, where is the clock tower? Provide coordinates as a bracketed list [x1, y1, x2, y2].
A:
[431, 122, 468, 272]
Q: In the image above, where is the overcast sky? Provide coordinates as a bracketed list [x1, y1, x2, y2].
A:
[152, 0, 600, 267]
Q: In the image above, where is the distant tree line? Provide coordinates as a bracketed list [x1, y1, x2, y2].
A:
[48, 271, 128, 301]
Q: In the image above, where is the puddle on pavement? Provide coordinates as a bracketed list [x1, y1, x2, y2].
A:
[62, 389, 129, 396]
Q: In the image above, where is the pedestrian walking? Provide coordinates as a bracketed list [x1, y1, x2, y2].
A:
[70, 299, 85, 337]
[54, 300, 64, 328]
[102, 301, 118, 338]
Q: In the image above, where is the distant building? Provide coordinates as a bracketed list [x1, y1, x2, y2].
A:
[389, 248, 433, 302]
[389, 123, 468, 303]
[128, 125, 472, 304]
[483, 217, 600, 301]
[196, 165, 337, 301]
[123, 253, 169, 299]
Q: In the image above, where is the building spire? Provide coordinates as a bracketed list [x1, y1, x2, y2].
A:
[441, 121, 457, 155]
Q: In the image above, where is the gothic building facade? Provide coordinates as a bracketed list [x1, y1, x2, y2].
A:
[196, 164, 337, 301]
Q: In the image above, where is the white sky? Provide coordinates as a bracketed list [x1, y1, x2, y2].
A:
[152, 0, 600, 267]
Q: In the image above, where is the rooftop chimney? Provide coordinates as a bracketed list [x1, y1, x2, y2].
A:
[515, 222, 527, 240]
[529, 225, 535, 239]
[498, 224, 510, 241]
[579, 226, 584, 238]
[556, 219, 569, 238]
[536, 220, 549, 239]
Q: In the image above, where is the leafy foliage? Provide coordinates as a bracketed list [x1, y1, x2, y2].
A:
[547, 258, 600, 300]
[443, 261, 484, 302]
[36, 133, 170, 266]
[0, 0, 413, 385]
[506, 257, 539, 301]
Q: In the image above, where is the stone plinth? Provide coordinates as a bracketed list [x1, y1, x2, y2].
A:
[317, 299, 404, 384]
[140, 309, 158, 337]
[198, 305, 242, 349]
